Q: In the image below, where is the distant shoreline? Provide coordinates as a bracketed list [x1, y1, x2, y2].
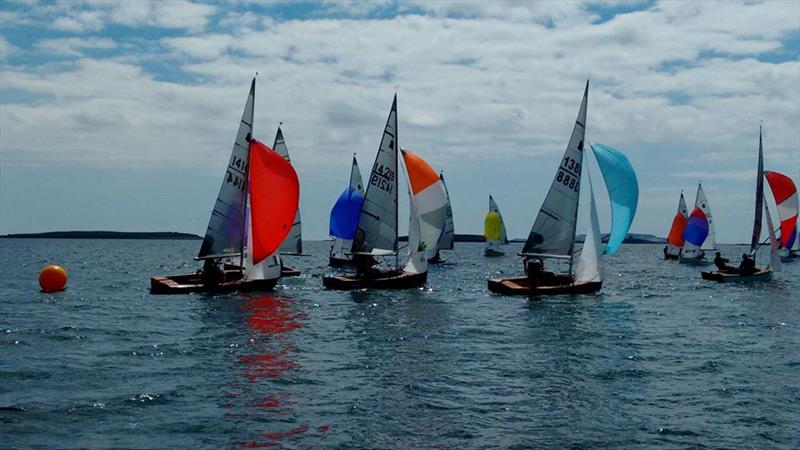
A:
[0, 231, 202, 240]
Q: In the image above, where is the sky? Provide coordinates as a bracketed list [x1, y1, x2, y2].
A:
[1, 0, 799, 243]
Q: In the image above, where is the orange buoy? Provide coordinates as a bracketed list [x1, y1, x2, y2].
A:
[39, 265, 68, 292]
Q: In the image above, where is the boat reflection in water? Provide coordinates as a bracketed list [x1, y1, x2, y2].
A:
[222, 295, 328, 448]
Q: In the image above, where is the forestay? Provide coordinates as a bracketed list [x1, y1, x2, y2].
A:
[353, 95, 399, 257]
[590, 143, 638, 255]
[273, 127, 303, 255]
[523, 81, 588, 257]
[197, 78, 255, 259]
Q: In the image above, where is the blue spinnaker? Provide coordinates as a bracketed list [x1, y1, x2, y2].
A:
[590, 143, 639, 255]
[329, 187, 365, 239]
[683, 208, 709, 246]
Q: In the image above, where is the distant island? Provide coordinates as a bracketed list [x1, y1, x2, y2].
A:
[0, 231, 202, 240]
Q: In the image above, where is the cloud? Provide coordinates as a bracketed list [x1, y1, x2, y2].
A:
[35, 37, 117, 56]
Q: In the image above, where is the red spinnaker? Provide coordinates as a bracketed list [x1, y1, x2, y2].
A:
[764, 171, 798, 248]
[667, 213, 687, 247]
[249, 139, 300, 264]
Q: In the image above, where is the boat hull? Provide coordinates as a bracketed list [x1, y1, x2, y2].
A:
[488, 275, 602, 296]
[281, 266, 301, 277]
[322, 270, 427, 290]
[150, 270, 278, 295]
[484, 248, 504, 257]
[329, 257, 355, 268]
[700, 268, 773, 283]
[679, 255, 709, 265]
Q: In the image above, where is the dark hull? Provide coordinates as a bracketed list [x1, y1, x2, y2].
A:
[484, 248, 504, 257]
[700, 268, 772, 283]
[488, 274, 602, 296]
[322, 270, 427, 290]
[281, 266, 301, 277]
[150, 270, 278, 295]
[329, 257, 356, 268]
[664, 253, 679, 260]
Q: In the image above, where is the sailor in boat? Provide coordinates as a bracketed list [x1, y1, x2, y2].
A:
[201, 258, 225, 288]
[662, 245, 668, 259]
[713, 252, 735, 273]
[738, 254, 757, 276]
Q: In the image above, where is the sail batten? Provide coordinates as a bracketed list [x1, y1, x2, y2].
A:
[523, 81, 588, 257]
[197, 78, 255, 259]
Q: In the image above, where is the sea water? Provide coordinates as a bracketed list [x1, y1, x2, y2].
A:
[1, 239, 798, 448]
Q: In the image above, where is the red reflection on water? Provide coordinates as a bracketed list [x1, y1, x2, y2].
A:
[241, 295, 303, 335]
[247, 392, 295, 409]
[239, 351, 298, 381]
[262, 423, 309, 440]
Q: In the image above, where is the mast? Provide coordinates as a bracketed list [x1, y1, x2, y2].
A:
[395, 93, 399, 270]
[751, 125, 764, 253]
[239, 79, 255, 269]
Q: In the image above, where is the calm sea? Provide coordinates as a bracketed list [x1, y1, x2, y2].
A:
[1, 239, 798, 448]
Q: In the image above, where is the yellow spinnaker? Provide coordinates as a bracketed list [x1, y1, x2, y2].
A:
[484, 211, 502, 241]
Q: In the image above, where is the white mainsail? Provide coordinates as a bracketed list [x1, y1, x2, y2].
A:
[438, 172, 455, 251]
[522, 81, 588, 259]
[273, 126, 303, 255]
[353, 94, 399, 259]
[575, 168, 602, 283]
[197, 78, 254, 259]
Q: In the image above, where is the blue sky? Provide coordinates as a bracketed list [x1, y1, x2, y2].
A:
[1, 0, 798, 243]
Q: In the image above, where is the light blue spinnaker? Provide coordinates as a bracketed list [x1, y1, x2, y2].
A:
[590, 143, 639, 255]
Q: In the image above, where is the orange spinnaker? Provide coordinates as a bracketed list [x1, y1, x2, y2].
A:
[402, 149, 439, 195]
[249, 139, 300, 264]
[667, 213, 687, 247]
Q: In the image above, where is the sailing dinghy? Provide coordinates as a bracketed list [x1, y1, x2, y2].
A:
[323, 95, 441, 290]
[272, 125, 303, 277]
[428, 172, 455, 264]
[151, 79, 299, 294]
[679, 183, 716, 263]
[488, 81, 639, 296]
[664, 192, 688, 260]
[764, 171, 798, 262]
[329, 155, 366, 267]
[484, 195, 508, 257]
[702, 126, 780, 282]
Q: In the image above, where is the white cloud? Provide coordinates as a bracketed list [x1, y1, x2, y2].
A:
[35, 37, 117, 56]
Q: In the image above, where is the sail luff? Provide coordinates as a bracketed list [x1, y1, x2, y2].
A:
[197, 78, 255, 259]
[523, 80, 588, 258]
[751, 126, 764, 253]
